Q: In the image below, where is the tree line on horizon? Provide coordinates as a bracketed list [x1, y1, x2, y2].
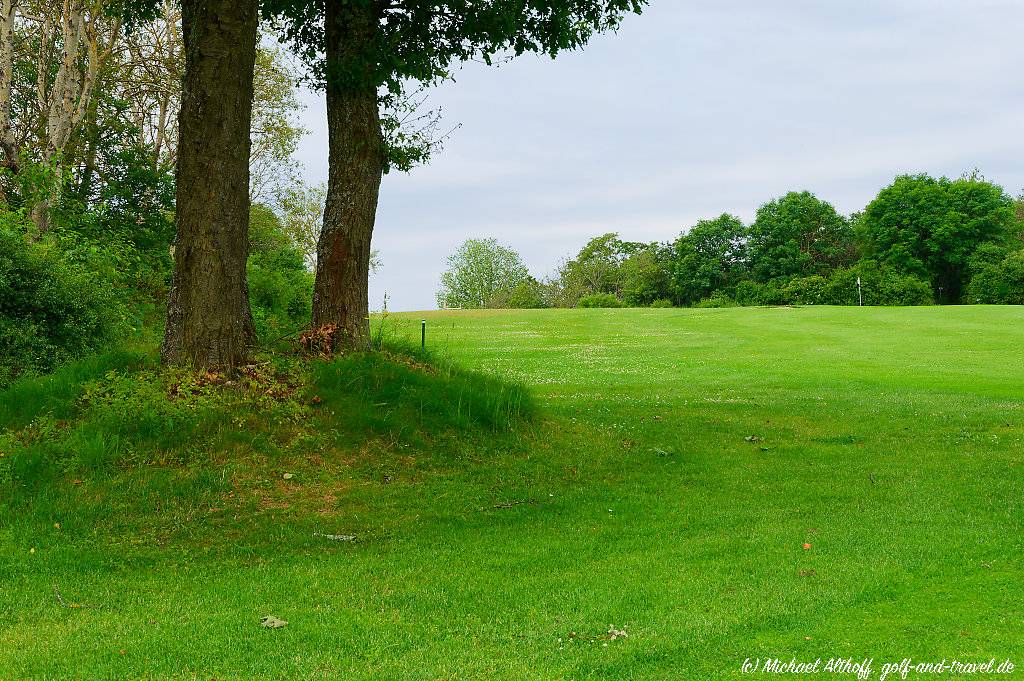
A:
[437, 173, 1024, 310]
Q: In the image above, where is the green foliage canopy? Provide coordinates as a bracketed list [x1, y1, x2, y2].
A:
[247, 205, 315, 342]
[672, 213, 748, 305]
[266, 0, 647, 93]
[262, 0, 646, 171]
[860, 173, 1014, 302]
[437, 238, 530, 309]
[748, 191, 855, 282]
[964, 248, 1024, 305]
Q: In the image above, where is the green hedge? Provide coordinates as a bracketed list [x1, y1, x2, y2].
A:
[820, 264, 933, 306]
[577, 293, 623, 308]
[728, 264, 933, 307]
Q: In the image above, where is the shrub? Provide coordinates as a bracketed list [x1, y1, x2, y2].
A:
[732, 280, 761, 306]
[731, 280, 785, 306]
[0, 213, 127, 386]
[877, 272, 934, 306]
[823, 263, 933, 306]
[50, 148, 176, 299]
[247, 205, 314, 343]
[486, 277, 547, 309]
[649, 298, 674, 308]
[694, 291, 737, 308]
[781, 275, 828, 305]
[964, 250, 1024, 304]
[577, 292, 623, 308]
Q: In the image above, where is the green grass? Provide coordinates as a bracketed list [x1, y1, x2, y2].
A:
[2, 306, 1023, 679]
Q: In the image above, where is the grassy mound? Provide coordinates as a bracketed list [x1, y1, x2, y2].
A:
[0, 345, 534, 545]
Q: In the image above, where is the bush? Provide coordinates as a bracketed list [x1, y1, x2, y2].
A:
[577, 293, 623, 308]
[732, 280, 761, 306]
[649, 298, 674, 308]
[694, 291, 737, 308]
[781, 275, 828, 305]
[876, 271, 934, 306]
[247, 205, 314, 343]
[823, 263, 933, 306]
[0, 214, 127, 386]
[485, 277, 547, 309]
[731, 280, 785, 306]
[964, 250, 1024, 304]
[50, 148, 176, 299]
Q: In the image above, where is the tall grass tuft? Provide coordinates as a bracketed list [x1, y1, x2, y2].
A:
[0, 349, 152, 430]
[311, 343, 535, 435]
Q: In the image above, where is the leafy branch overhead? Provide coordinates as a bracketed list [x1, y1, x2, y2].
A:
[265, 0, 647, 94]
[263, 0, 647, 172]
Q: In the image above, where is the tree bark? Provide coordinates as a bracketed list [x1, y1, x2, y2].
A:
[161, 0, 258, 369]
[313, 1, 385, 351]
[30, 200, 49, 234]
[0, 0, 16, 205]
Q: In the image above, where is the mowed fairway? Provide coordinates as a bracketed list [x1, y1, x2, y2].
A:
[3, 307, 1024, 679]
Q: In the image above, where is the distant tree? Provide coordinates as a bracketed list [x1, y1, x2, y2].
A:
[437, 239, 530, 309]
[275, 179, 379, 274]
[552, 232, 645, 305]
[748, 191, 855, 282]
[620, 244, 672, 306]
[963, 244, 1024, 304]
[486, 276, 547, 309]
[671, 213, 748, 305]
[248, 44, 307, 204]
[1013, 195, 1024, 247]
[861, 173, 1014, 302]
[276, 180, 326, 268]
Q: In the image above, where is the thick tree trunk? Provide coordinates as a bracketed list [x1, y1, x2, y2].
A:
[313, 1, 385, 351]
[161, 0, 258, 369]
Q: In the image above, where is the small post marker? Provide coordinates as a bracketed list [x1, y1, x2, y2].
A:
[421, 319, 426, 351]
[857, 275, 863, 307]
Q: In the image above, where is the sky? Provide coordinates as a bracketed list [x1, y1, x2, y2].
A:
[292, 0, 1024, 312]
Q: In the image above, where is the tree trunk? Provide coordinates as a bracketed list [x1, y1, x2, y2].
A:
[0, 0, 17, 205]
[313, 1, 385, 351]
[161, 0, 258, 369]
[30, 199, 49, 234]
[76, 97, 101, 199]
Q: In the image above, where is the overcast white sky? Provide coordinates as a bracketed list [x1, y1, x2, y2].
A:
[292, 0, 1024, 312]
